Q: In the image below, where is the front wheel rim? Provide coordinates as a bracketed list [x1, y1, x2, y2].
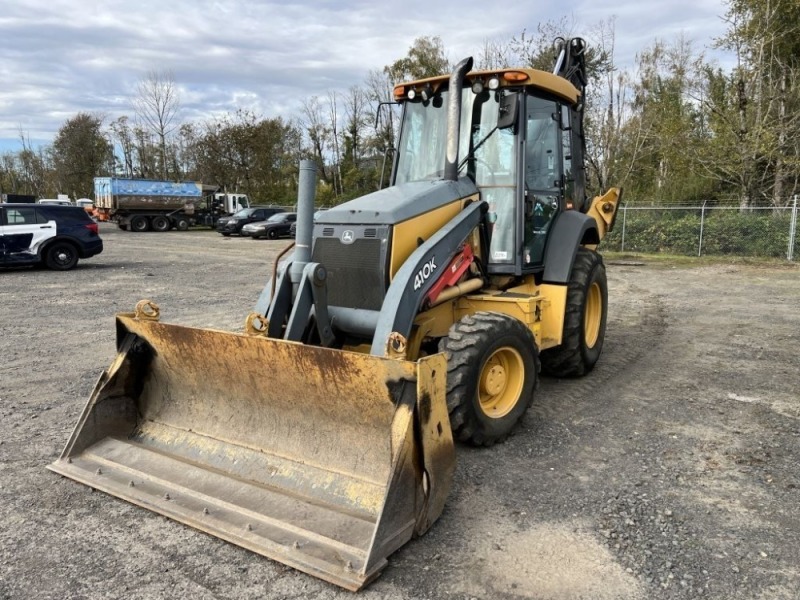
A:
[584, 282, 603, 349]
[478, 347, 524, 418]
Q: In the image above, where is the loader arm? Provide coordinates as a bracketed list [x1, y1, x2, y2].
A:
[371, 200, 486, 357]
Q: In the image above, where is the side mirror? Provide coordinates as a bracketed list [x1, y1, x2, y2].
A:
[375, 101, 399, 130]
[497, 92, 519, 130]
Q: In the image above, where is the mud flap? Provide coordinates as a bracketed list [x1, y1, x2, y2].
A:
[48, 310, 455, 591]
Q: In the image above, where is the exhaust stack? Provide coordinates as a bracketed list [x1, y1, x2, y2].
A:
[444, 56, 474, 181]
[289, 159, 317, 292]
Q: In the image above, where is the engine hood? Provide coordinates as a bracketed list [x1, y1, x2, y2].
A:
[315, 177, 478, 227]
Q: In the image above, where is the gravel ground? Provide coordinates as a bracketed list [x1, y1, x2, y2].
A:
[1, 224, 798, 600]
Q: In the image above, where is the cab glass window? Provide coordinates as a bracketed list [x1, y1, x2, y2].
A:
[466, 91, 518, 266]
[523, 96, 561, 266]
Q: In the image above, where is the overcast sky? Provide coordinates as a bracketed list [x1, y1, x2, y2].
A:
[0, 0, 733, 151]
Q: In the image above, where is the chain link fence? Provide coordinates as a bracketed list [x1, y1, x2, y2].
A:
[602, 196, 799, 260]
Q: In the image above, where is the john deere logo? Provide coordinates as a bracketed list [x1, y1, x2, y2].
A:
[341, 230, 355, 244]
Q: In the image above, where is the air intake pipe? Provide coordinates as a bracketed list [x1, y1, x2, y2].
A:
[444, 56, 474, 182]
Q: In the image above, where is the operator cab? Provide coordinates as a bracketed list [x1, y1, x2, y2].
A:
[392, 67, 587, 276]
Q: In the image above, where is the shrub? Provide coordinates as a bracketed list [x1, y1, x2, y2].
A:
[602, 208, 791, 258]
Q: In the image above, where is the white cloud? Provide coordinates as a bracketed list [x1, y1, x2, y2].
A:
[0, 0, 733, 149]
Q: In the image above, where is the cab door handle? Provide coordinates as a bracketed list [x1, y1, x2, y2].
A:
[40, 225, 53, 229]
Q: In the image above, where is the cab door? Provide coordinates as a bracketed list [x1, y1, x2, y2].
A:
[0, 205, 55, 264]
[522, 94, 563, 268]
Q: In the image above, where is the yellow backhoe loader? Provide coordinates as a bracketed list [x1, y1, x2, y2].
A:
[49, 38, 620, 591]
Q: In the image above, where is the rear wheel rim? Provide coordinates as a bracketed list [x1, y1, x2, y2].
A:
[584, 282, 603, 349]
[54, 247, 74, 267]
[478, 347, 524, 418]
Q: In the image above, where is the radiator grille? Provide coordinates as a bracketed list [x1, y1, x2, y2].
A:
[312, 237, 385, 311]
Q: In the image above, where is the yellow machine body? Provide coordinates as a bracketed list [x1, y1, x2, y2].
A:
[50, 43, 620, 593]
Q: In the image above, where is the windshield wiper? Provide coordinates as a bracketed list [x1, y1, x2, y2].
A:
[457, 125, 499, 174]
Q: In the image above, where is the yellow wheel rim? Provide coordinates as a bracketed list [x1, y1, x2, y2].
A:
[584, 282, 603, 349]
[478, 347, 524, 418]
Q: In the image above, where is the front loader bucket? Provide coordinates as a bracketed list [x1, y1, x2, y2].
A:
[48, 307, 455, 591]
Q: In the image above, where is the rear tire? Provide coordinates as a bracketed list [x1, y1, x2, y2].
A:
[175, 218, 190, 231]
[130, 216, 150, 232]
[151, 215, 170, 232]
[439, 312, 538, 447]
[44, 242, 79, 270]
[540, 248, 608, 377]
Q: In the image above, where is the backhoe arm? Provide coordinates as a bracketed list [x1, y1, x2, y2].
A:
[586, 187, 623, 242]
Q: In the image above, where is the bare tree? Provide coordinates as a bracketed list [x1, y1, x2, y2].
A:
[18, 128, 49, 197]
[326, 91, 343, 196]
[133, 70, 181, 179]
[364, 68, 401, 189]
[109, 116, 136, 177]
[301, 96, 333, 185]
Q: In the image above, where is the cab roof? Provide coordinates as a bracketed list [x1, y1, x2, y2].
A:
[394, 67, 580, 105]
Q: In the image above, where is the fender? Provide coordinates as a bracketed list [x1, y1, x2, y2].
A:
[542, 210, 599, 284]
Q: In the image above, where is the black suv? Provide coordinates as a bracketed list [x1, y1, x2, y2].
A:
[216, 206, 284, 236]
[0, 203, 103, 270]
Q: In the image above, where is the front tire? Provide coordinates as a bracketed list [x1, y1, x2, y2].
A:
[439, 312, 539, 447]
[267, 228, 278, 239]
[540, 248, 608, 377]
[44, 242, 79, 270]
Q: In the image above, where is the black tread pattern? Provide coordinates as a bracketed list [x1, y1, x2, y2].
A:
[540, 248, 607, 377]
[151, 216, 170, 232]
[130, 216, 149, 232]
[44, 241, 78, 270]
[439, 311, 539, 447]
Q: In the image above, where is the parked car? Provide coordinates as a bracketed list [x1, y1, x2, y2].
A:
[38, 198, 73, 206]
[0, 203, 103, 270]
[289, 209, 327, 237]
[216, 206, 284, 236]
[242, 212, 297, 239]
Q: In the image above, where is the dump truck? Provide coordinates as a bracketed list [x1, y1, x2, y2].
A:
[92, 177, 250, 231]
[50, 38, 621, 590]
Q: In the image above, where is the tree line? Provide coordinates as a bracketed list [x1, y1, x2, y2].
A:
[1, 0, 797, 210]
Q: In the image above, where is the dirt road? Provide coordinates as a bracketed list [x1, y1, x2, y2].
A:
[1, 225, 798, 599]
